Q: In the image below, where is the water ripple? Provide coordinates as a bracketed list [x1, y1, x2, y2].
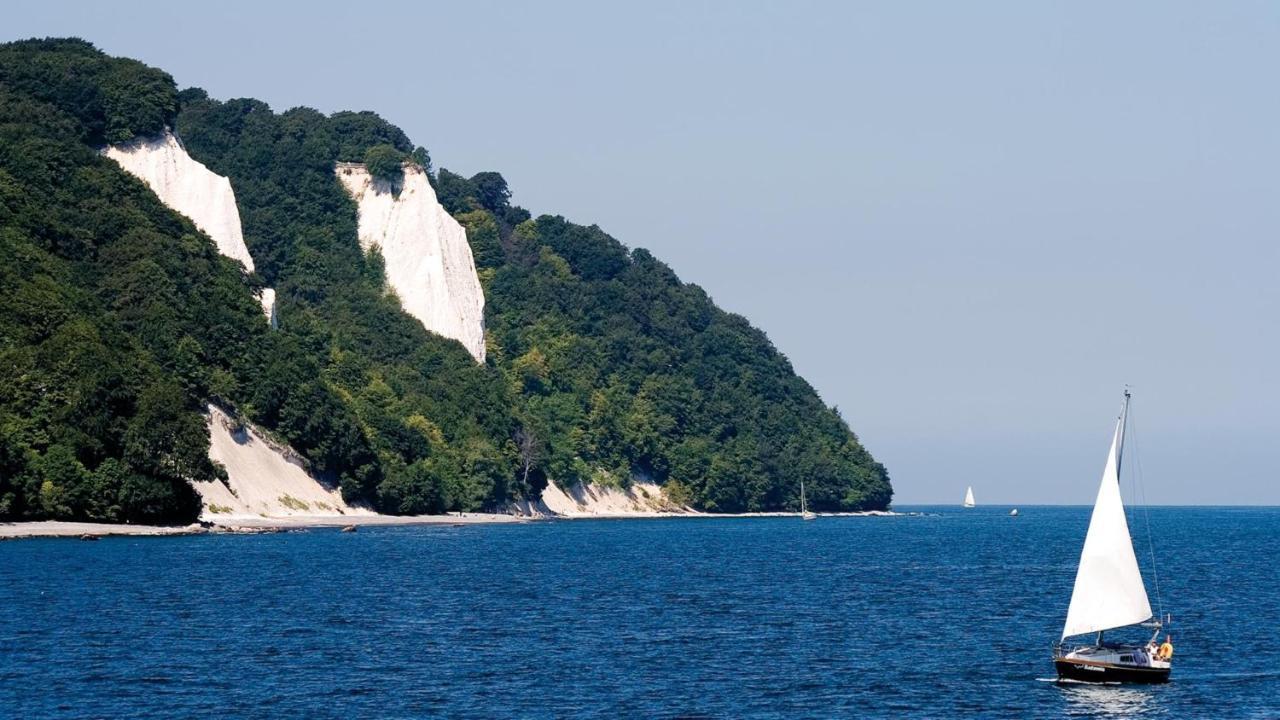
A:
[0, 507, 1275, 718]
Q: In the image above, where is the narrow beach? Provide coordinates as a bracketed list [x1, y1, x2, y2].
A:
[0, 509, 901, 540]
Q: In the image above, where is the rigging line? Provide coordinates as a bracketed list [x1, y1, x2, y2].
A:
[1129, 398, 1164, 618]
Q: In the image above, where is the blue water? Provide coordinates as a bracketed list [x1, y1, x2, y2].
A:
[1, 506, 1276, 718]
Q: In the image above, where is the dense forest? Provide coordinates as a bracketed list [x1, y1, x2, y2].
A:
[0, 38, 891, 524]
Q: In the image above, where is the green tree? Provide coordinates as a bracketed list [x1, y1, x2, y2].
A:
[470, 172, 511, 214]
[456, 210, 504, 269]
[363, 143, 405, 186]
[124, 381, 219, 483]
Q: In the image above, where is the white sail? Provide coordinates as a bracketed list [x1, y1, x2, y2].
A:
[1061, 398, 1152, 639]
[963, 486, 976, 507]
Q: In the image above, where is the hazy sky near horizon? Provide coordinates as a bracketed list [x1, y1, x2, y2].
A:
[8, 1, 1277, 504]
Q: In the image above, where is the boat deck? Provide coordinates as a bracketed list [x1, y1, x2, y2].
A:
[1054, 643, 1171, 683]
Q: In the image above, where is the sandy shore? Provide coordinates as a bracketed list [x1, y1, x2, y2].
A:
[527, 510, 904, 520]
[212, 512, 524, 529]
[1, 510, 901, 540]
[0, 521, 206, 539]
[0, 512, 524, 540]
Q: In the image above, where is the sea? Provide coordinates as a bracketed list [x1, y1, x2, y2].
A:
[1, 506, 1276, 718]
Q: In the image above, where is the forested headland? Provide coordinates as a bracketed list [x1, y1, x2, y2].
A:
[0, 38, 891, 524]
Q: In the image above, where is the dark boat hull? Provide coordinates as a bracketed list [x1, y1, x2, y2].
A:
[1054, 658, 1170, 684]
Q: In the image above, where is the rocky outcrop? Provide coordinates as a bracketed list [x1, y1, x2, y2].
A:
[336, 163, 486, 362]
[105, 130, 276, 323]
[197, 405, 373, 520]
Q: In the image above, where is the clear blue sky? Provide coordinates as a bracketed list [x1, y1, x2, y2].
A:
[9, 1, 1277, 504]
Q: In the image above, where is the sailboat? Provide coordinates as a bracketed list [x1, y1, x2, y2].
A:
[1054, 389, 1171, 683]
[800, 479, 816, 520]
[963, 486, 976, 508]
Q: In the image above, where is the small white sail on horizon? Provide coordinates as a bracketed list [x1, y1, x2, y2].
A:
[801, 479, 816, 520]
[963, 486, 976, 508]
[1060, 395, 1153, 640]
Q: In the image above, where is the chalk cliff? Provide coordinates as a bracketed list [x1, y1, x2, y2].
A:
[197, 405, 372, 520]
[336, 163, 486, 362]
[508, 480, 693, 517]
[105, 130, 276, 320]
[260, 287, 278, 329]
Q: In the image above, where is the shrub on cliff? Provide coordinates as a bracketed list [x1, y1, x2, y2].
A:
[364, 144, 405, 187]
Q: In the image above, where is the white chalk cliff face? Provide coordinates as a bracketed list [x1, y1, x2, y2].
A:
[260, 287, 278, 330]
[104, 130, 276, 321]
[197, 405, 373, 520]
[508, 480, 693, 517]
[336, 163, 487, 362]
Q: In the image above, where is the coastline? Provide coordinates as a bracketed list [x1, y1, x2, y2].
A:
[0, 509, 902, 540]
[0, 521, 207, 539]
[513, 510, 903, 520]
[0, 512, 524, 540]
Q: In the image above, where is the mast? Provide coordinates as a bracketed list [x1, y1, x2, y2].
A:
[1116, 388, 1130, 478]
[801, 479, 807, 515]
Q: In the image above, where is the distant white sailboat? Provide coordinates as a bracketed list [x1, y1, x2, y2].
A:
[1053, 389, 1172, 683]
[1010, 508, 1019, 516]
[801, 479, 816, 521]
[963, 486, 976, 508]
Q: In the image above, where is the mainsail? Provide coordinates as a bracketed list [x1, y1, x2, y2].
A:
[1061, 394, 1153, 639]
[963, 486, 976, 508]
